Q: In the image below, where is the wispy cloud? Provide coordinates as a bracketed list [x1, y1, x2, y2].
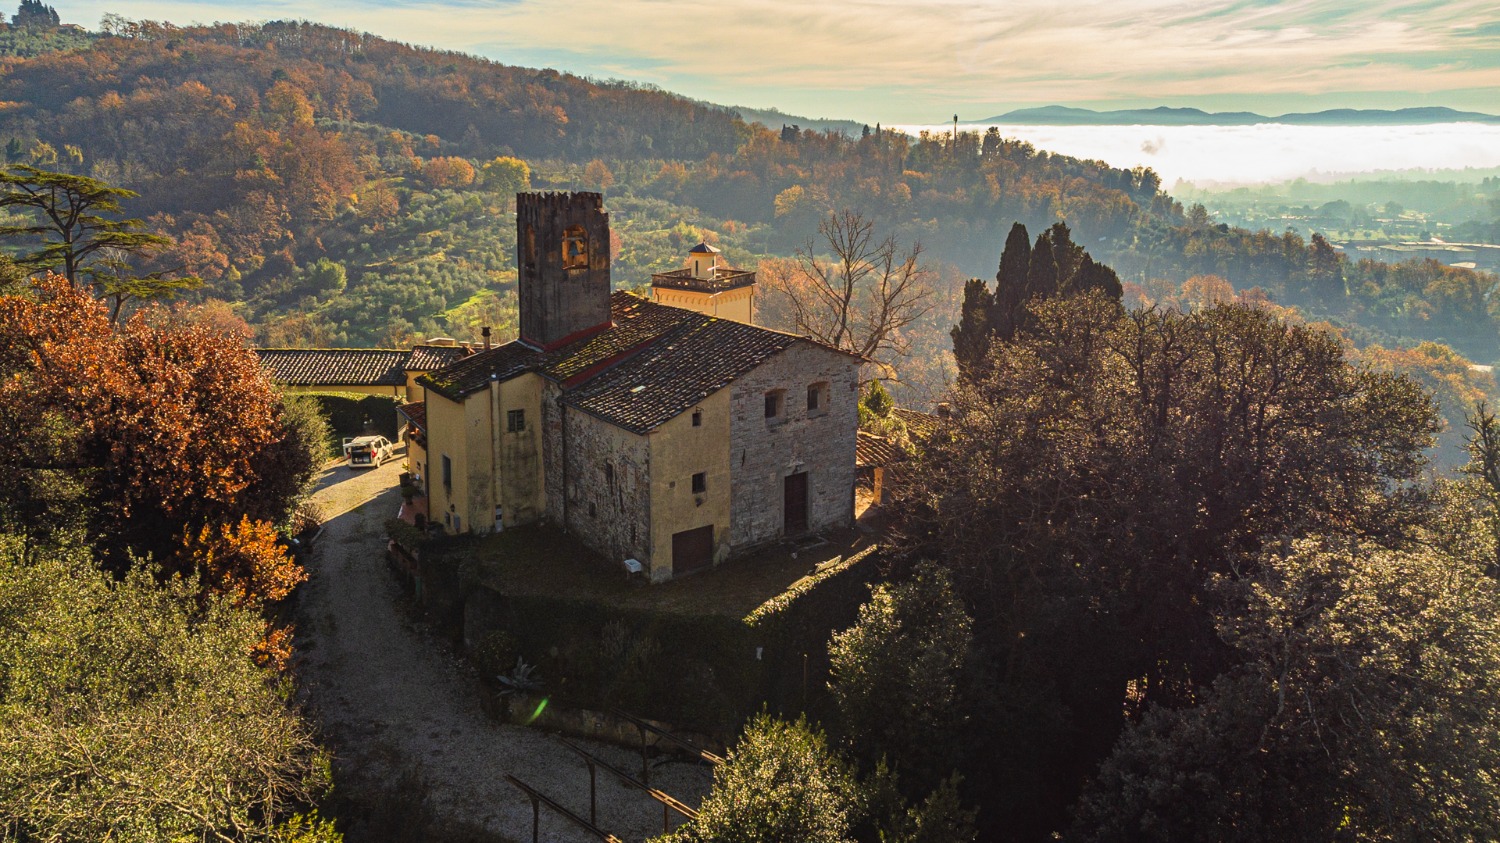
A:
[65, 0, 1500, 120]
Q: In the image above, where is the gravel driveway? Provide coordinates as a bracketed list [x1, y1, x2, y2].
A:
[294, 450, 712, 842]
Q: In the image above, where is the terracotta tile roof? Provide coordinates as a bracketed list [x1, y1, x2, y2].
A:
[256, 345, 476, 389]
[418, 292, 688, 401]
[418, 292, 861, 432]
[539, 293, 691, 384]
[398, 401, 426, 429]
[417, 342, 545, 401]
[256, 348, 408, 387]
[564, 315, 802, 433]
[893, 407, 941, 441]
[405, 345, 471, 371]
[856, 430, 910, 468]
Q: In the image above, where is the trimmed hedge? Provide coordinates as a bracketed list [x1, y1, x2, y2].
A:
[745, 546, 883, 722]
[300, 391, 401, 443]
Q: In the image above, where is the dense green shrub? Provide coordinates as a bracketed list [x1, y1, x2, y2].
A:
[300, 391, 400, 442]
[0, 536, 337, 841]
[485, 593, 757, 731]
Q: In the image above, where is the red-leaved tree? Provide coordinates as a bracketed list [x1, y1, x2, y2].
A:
[0, 274, 318, 608]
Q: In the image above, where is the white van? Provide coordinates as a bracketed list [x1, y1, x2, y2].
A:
[343, 435, 394, 469]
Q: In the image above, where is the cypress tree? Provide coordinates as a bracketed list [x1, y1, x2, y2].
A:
[1047, 221, 1085, 285]
[951, 278, 996, 379]
[1071, 253, 1124, 301]
[991, 222, 1030, 341]
[1026, 231, 1058, 303]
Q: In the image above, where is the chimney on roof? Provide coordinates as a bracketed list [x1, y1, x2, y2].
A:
[481, 326, 491, 351]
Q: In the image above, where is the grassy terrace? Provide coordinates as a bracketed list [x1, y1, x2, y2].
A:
[455, 524, 875, 619]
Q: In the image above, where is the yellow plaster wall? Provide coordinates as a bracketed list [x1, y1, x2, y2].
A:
[461, 386, 496, 533]
[492, 373, 546, 528]
[406, 435, 428, 485]
[423, 390, 473, 533]
[423, 376, 546, 535]
[647, 388, 732, 580]
[650, 286, 755, 325]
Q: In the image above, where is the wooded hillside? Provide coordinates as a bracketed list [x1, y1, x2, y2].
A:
[0, 12, 1494, 388]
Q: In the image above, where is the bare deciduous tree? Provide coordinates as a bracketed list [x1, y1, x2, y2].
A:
[767, 209, 934, 376]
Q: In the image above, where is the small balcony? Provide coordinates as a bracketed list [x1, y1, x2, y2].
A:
[649, 267, 756, 293]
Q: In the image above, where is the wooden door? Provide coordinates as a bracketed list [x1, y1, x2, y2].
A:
[672, 525, 715, 576]
[784, 472, 809, 535]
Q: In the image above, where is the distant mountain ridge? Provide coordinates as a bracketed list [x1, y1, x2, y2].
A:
[982, 105, 1500, 126]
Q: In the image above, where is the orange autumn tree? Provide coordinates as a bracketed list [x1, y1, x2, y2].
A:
[0, 274, 318, 606]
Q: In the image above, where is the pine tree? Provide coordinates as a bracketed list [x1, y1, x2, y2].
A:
[1307, 232, 1344, 302]
[1046, 221, 1085, 283]
[1069, 253, 1124, 301]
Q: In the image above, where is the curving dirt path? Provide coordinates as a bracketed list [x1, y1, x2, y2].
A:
[294, 450, 712, 842]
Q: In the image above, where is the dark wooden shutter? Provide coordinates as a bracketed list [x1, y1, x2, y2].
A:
[784, 472, 808, 535]
[672, 525, 715, 576]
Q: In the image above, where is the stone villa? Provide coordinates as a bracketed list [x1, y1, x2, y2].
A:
[413, 192, 861, 582]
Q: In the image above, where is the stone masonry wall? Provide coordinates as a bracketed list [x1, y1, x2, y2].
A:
[542, 381, 565, 525]
[562, 407, 652, 567]
[516, 192, 611, 348]
[728, 342, 859, 551]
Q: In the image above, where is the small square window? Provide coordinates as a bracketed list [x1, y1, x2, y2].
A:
[807, 382, 829, 417]
[764, 389, 785, 420]
[692, 409, 702, 427]
[506, 409, 526, 432]
[692, 472, 707, 494]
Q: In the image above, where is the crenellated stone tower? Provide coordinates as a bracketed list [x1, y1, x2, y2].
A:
[517, 192, 612, 349]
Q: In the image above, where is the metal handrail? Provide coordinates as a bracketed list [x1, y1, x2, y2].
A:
[612, 708, 724, 769]
[503, 774, 623, 843]
[558, 738, 698, 834]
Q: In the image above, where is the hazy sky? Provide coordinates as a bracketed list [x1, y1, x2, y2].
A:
[64, 0, 1500, 124]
